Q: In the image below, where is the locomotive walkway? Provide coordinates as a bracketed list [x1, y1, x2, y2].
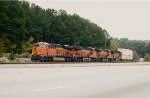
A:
[0, 62, 150, 98]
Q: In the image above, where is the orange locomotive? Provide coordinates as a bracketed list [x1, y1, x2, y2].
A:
[31, 42, 122, 62]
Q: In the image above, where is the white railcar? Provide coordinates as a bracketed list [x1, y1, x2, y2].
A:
[118, 48, 133, 61]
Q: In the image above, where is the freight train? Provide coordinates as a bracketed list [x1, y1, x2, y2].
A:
[31, 42, 133, 62]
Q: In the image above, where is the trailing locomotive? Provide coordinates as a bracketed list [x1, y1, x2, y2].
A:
[31, 42, 133, 62]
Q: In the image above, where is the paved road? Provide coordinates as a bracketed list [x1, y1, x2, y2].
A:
[0, 63, 150, 98]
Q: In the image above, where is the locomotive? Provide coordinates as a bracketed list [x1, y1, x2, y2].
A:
[31, 42, 131, 62]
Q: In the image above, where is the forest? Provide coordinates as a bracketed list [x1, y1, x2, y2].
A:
[0, 0, 149, 60]
[0, 0, 110, 54]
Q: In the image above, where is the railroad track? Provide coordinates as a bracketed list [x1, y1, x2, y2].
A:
[0, 61, 133, 64]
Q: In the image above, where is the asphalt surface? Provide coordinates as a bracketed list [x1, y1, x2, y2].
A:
[0, 62, 150, 98]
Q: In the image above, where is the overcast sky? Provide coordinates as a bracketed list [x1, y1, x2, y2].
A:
[27, 0, 150, 40]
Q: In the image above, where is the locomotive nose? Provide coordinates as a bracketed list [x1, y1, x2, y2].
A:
[32, 47, 38, 55]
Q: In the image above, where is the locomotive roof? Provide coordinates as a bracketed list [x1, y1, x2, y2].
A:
[111, 50, 121, 53]
[53, 44, 63, 48]
[63, 45, 73, 49]
[95, 48, 102, 51]
[86, 47, 95, 50]
[104, 49, 111, 51]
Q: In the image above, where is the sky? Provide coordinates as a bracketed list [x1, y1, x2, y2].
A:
[27, 0, 150, 40]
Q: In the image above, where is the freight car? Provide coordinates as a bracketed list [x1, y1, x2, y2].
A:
[31, 42, 133, 62]
[118, 48, 133, 61]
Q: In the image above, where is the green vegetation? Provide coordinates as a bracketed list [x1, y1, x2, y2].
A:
[110, 40, 120, 51]
[144, 54, 150, 61]
[7, 53, 16, 60]
[0, 0, 110, 55]
[114, 38, 150, 58]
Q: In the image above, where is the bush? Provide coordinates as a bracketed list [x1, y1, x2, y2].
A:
[15, 58, 31, 63]
[0, 57, 10, 63]
[7, 53, 16, 60]
[17, 53, 31, 58]
[144, 54, 150, 61]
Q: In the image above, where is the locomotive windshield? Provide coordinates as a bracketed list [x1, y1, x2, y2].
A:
[34, 43, 39, 47]
[34, 42, 49, 48]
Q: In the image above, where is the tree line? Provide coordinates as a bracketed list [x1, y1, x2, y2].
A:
[0, 0, 110, 55]
[110, 38, 150, 59]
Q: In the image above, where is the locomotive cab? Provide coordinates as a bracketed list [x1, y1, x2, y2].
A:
[31, 42, 49, 61]
[32, 42, 49, 55]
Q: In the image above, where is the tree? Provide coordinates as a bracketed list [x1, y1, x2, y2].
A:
[0, 0, 110, 54]
[110, 40, 119, 51]
[0, 1, 9, 36]
[22, 37, 34, 53]
[106, 37, 112, 49]
[0, 34, 11, 56]
[133, 50, 140, 61]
